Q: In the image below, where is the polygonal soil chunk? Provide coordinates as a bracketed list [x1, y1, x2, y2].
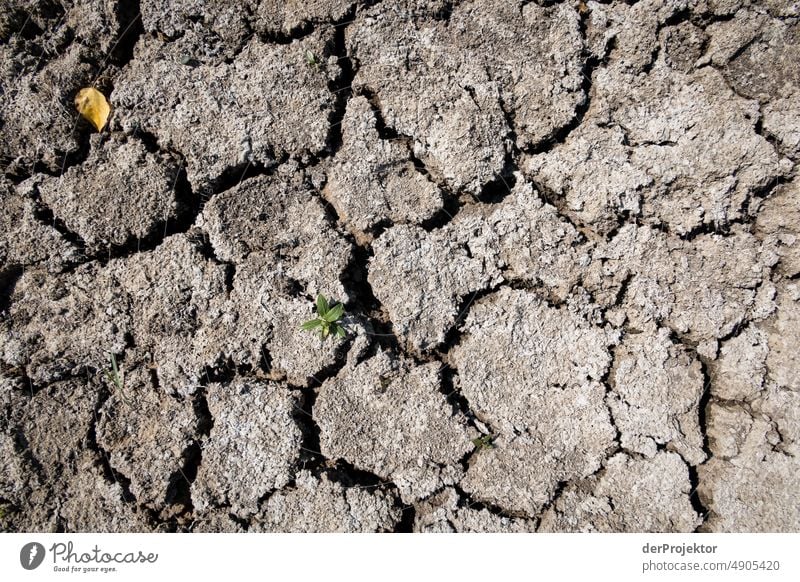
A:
[197, 170, 353, 302]
[451, 287, 618, 430]
[325, 96, 444, 241]
[140, 1, 354, 48]
[608, 326, 706, 465]
[0, 377, 151, 532]
[539, 452, 700, 533]
[315, 351, 477, 502]
[584, 224, 769, 342]
[1, 0, 131, 177]
[192, 380, 303, 516]
[754, 383, 800, 458]
[369, 223, 499, 353]
[35, 134, 183, 253]
[586, 0, 695, 74]
[253, 471, 401, 532]
[106, 234, 231, 392]
[524, 123, 650, 236]
[614, 65, 789, 235]
[255, 0, 355, 37]
[763, 89, 800, 159]
[451, 287, 618, 515]
[755, 180, 800, 278]
[710, 326, 769, 401]
[113, 31, 339, 191]
[0, 234, 229, 388]
[0, 264, 132, 384]
[706, 401, 753, 459]
[461, 419, 615, 519]
[466, 179, 590, 301]
[60, 453, 155, 533]
[526, 63, 789, 236]
[413, 488, 534, 533]
[660, 21, 708, 74]
[700, 8, 772, 68]
[765, 284, 800, 390]
[0, 177, 81, 274]
[96, 364, 199, 511]
[1, 378, 98, 488]
[349, 0, 585, 193]
[700, 401, 800, 532]
[188, 511, 246, 533]
[705, 11, 800, 104]
[369, 178, 587, 353]
[701, 451, 800, 532]
[196, 255, 359, 387]
[0, 43, 92, 175]
[140, 0, 256, 50]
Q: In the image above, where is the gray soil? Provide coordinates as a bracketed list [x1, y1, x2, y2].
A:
[1, 0, 799, 533]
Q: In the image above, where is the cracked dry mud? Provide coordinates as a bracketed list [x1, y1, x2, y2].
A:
[1, 0, 799, 533]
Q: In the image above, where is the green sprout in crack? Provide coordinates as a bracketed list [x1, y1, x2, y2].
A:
[104, 352, 132, 407]
[301, 294, 347, 341]
[472, 434, 495, 451]
[305, 49, 321, 69]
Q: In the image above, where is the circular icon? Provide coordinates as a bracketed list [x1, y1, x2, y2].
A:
[20, 542, 46, 570]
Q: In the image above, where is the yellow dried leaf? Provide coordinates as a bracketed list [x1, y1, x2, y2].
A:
[74, 87, 110, 132]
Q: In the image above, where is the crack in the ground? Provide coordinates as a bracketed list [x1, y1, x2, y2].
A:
[351, 87, 468, 233]
[85, 381, 162, 529]
[321, 7, 358, 157]
[452, 484, 532, 522]
[599, 337, 626, 453]
[278, 372, 412, 531]
[29, 189, 89, 258]
[288, 383, 327, 475]
[437, 286, 492, 354]
[676, 174, 793, 243]
[43, 142, 282, 278]
[185, 229, 236, 296]
[163, 441, 201, 522]
[523, 9, 604, 156]
[0, 266, 23, 318]
[258, 21, 317, 46]
[160, 384, 215, 526]
[108, 1, 144, 69]
[438, 364, 491, 436]
[525, 171, 610, 244]
[533, 479, 571, 529]
[341, 243, 408, 359]
[678, 342, 715, 531]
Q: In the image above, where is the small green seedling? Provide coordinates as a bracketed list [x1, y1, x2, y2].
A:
[305, 49, 321, 69]
[301, 294, 346, 340]
[104, 352, 131, 407]
[472, 434, 495, 451]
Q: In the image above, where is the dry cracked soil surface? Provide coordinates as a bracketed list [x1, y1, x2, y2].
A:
[1, 0, 799, 533]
